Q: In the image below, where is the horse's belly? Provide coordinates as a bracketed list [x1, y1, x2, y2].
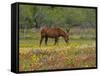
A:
[46, 33, 59, 38]
[48, 35, 57, 38]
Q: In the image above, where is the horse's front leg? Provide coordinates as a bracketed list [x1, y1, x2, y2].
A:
[54, 38, 58, 45]
[45, 37, 48, 45]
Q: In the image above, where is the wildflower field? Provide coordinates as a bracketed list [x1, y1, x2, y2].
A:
[19, 28, 96, 72]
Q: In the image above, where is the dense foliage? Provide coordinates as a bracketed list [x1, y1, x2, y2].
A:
[19, 5, 96, 29]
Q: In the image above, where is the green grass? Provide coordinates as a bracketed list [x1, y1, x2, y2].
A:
[19, 28, 96, 71]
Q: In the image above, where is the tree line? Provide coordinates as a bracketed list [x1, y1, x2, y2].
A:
[19, 5, 96, 29]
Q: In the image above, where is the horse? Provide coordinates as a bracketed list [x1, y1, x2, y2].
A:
[40, 26, 69, 46]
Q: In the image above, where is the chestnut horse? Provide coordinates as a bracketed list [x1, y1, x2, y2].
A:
[40, 26, 69, 46]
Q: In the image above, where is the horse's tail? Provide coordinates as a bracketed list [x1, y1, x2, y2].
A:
[40, 26, 45, 31]
[40, 26, 48, 32]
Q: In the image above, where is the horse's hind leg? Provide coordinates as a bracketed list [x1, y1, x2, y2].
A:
[45, 37, 48, 45]
[40, 36, 44, 46]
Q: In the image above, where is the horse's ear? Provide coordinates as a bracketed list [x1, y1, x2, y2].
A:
[66, 28, 70, 33]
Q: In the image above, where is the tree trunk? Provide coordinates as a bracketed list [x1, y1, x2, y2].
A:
[34, 18, 39, 28]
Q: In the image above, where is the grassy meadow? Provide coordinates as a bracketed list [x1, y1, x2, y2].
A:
[19, 28, 96, 72]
